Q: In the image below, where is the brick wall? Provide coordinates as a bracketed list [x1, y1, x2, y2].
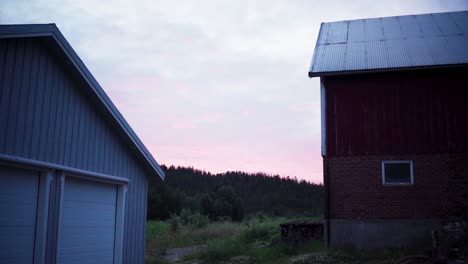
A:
[325, 153, 468, 219]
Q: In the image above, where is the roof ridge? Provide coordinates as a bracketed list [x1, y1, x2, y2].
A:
[320, 9, 468, 25]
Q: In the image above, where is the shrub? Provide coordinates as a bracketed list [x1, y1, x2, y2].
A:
[189, 212, 210, 228]
[179, 208, 192, 225]
[168, 213, 180, 233]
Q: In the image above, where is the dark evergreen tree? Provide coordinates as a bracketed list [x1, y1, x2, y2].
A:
[147, 165, 323, 220]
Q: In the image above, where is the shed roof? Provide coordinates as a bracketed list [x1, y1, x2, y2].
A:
[308, 10, 468, 77]
[0, 24, 165, 180]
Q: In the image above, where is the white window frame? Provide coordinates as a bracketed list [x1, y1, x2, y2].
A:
[381, 160, 414, 186]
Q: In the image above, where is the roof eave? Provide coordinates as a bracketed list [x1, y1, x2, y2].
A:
[308, 63, 468, 78]
[0, 24, 165, 180]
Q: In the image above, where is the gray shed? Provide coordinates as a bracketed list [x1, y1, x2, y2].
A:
[0, 24, 165, 264]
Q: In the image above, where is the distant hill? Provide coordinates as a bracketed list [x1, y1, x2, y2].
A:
[147, 165, 324, 220]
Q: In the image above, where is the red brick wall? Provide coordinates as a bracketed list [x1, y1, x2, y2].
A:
[326, 153, 468, 219]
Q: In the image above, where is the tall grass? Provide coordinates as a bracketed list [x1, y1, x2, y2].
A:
[146, 215, 428, 264]
[145, 218, 245, 263]
[185, 216, 327, 264]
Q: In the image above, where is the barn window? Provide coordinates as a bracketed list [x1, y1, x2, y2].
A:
[382, 161, 413, 185]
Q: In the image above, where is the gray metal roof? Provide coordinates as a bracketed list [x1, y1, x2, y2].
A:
[309, 10, 468, 77]
[0, 24, 165, 180]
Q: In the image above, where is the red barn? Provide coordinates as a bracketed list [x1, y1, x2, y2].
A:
[308, 10, 468, 249]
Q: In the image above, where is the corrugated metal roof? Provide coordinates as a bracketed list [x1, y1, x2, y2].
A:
[309, 10, 468, 77]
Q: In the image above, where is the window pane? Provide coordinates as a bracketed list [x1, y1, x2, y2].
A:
[384, 163, 411, 183]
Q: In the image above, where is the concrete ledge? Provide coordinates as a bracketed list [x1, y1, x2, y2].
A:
[329, 218, 441, 249]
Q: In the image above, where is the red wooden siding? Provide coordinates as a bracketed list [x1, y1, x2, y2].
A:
[323, 68, 468, 156]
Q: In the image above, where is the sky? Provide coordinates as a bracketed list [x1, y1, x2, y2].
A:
[1, 0, 467, 183]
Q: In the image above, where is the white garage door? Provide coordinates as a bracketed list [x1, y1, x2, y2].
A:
[0, 165, 39, 264]
[57, 177, 117, 264]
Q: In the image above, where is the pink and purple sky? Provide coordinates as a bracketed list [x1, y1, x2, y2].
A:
[2, 0, 467, 183]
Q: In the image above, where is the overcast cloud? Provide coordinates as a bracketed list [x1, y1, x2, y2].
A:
[1, 0, 467, 182]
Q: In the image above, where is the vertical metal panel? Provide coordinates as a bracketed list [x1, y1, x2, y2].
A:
[415, 14, 442, 37]
[444, 35, 468, 64]
[0, 38, 151, 264]
[364, 18, 384, 41]
[327, 21, 348, 43]
[310, 44, 325, 73]
[450, 11, 468, 34]
[38, 50, 53, 162]
[45, 59, 60, 163]
[5, 38, 24, 155]
[14, 39, 32, 157]
[321, 43, 346, 72]
[405, 38, 434, 66]
[324, 68, 468, 156]
[31, 48, 47, 160]
[385, 39, 411, 68]
[432, 12, 462, 35]
[366, 40, 387, 69]
[381, 17, 403, 40]
[347, 19, 365, 42]
[399, 15, 423, 38]
[345, 41, 366, 70]
[0, 40, 8, 154]
[425, 36, 450, 65]
[317, 23, 330, 45]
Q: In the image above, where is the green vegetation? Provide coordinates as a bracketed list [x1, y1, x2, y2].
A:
[147, 165, 324, 221]
[146, 214, 432, 264]
[146, 215, 326, 264]
[145, 166, 433, 263]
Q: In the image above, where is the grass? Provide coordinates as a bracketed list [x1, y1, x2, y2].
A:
[145, 219, 245, 263]
[146, 216, 431, 264]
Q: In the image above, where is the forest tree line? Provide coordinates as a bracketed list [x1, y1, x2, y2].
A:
[147, 165, 324, 221]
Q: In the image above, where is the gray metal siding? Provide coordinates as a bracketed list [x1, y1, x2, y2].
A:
[0, 37, 149, 264]
[309, 10, 468, 76]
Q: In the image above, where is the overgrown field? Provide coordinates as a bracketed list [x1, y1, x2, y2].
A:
[145, 215, 429, 264]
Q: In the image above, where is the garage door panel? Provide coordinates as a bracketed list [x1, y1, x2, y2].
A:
[62, 202, 116, 227]
[57, 251, 114, 264]
[58, 243, 115, 256]
[0, 257, 30, 264]
[0, 168, 39, 196]
[57, 177, 117, 264]
[0, 200, 38, 227]
[0, 166, 39, 264]
[58, 228, 115, 248]
[63, 178, 117, 204]
[0, 227, 35, 259]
